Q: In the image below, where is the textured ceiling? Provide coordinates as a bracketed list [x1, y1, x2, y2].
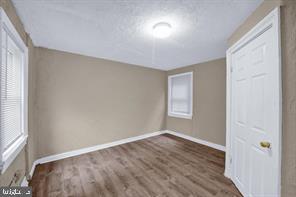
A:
[12, 0, 262, 70]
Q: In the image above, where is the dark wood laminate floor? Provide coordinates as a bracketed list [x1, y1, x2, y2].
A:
[30, 134, 242, 197]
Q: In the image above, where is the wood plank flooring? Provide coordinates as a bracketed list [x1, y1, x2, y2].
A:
[30, 134, 242, 197]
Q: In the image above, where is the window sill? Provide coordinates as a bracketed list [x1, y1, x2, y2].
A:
[168, 113, 192, 120]
[0, 135, 28, 174]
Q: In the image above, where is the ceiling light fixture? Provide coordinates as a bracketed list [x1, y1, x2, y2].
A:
[152, 22, 172, 39]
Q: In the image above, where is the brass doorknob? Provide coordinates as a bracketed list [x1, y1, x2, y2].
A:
[260, 141, 271, 148]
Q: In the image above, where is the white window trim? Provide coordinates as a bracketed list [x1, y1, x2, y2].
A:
[168, 72, 193, 120]
[0, 7, 28, 174]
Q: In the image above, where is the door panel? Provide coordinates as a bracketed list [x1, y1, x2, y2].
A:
[249, 146, 265, 196]
[234, 137, 247, 188]
[232, 45, 249, 194]
[250, 74, 265, 131]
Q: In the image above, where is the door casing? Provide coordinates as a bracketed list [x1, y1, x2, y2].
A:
[225, 7, 282, 197]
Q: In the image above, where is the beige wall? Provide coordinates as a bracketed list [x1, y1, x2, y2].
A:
[0, 0, 37, 186]
[26, 37, 38, 180]
[228, 0, 296, 196]
[35, 48, 166, 157]
[280, 1, 296, 196]
[166, 58, 226, 146]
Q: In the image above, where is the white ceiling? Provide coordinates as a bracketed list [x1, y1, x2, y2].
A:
[12, 0, 262, 70]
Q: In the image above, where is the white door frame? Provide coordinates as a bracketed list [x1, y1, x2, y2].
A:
[225, 7, 282, 196]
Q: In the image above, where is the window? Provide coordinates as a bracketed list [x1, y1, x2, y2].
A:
[0, 8, 28, 173]
[168, 72, 193, 119]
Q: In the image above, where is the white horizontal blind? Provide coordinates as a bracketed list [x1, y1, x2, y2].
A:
[1, 28, 24, 152]
[170, 73, 192, 115]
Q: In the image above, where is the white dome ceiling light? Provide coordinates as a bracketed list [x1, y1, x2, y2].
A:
[152, 22, 172, 39]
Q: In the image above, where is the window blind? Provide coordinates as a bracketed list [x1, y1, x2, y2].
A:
[1, 28, 23, 152]
[168, 72, 193, 119]
[170, 73, 192, 114]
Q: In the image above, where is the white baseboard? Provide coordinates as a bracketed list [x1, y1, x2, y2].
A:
[224, 170, 231, 179]
[20, 177, 28, 187]
[165, 130, 226, 152]
[34, 131, 166, 166]
[28, 129, 225, 179]
[29, 160, 38, 179]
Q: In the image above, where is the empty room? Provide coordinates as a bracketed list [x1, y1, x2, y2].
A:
[0, 0, 295, 196]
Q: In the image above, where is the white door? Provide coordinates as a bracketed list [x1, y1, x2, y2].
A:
[229, 8, 281, 197]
